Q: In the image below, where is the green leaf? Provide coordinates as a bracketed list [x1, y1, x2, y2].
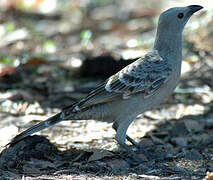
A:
[5, 22, 15, 33]
[80, 30, 92, 44]
[0, 56, 15, 65]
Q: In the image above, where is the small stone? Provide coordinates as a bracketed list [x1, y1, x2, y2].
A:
[139, 138, 154, 147]
[205, 119, 213, 128]
[171, 137, 187, 147]
[170, 122, 188, 136]
[184, 120, 203, 132]
[165, 153, 174, 159]
[185, 149, 203, 160]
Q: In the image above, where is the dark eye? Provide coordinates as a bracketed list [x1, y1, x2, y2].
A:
[177, 13, 184, 19]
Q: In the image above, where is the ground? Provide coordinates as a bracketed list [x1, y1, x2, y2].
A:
[0, 0, 213, 179]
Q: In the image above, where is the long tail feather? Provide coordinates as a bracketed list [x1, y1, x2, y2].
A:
[8, 112, 62, 146]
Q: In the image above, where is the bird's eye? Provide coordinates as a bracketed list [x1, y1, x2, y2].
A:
[177, 13, 184, 19]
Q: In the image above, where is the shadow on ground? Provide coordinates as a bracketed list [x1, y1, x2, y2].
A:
[1, 106, 213, 179]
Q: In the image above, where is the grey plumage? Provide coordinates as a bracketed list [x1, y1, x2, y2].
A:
[8, 5, 203, 161]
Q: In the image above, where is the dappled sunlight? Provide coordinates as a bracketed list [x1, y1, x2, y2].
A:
[0, 0, 212, 179]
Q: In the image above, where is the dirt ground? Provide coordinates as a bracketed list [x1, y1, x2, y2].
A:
[0, 0, 213, 179]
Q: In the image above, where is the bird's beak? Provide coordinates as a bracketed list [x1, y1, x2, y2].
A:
[188, 5, 203, 14]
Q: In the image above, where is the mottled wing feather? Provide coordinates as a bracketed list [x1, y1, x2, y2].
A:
[74, 82, 122, 111]
[72, 50, 172, 111]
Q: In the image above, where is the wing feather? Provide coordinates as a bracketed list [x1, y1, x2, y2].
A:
[68, 50, 172, 112]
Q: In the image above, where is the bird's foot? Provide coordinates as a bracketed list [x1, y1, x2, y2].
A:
[126, 135, 141, 149]
[119, 143, 145, 163]
[126, 135, 150, 157]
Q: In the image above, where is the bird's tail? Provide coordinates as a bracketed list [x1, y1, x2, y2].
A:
[8, 112, 63, 146]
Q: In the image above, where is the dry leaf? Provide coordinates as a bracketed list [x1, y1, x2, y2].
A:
[205, 171, 213, 180]
[23, 158, 56, 174]
[86, 149, 113, 162]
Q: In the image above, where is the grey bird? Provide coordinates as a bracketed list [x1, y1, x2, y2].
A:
[8, 5, 203, 161]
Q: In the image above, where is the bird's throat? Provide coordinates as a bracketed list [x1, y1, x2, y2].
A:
[153, 30, 182, 59]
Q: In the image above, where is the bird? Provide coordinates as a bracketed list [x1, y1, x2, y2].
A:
[8, 5, 203, 161]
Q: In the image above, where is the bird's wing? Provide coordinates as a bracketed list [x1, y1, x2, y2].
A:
[64, 50, 172, 113]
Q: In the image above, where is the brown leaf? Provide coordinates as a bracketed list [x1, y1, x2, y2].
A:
[137, 153, 148, 162]
[107, 159, 129, 173]
[0, 67, 16, 76]
[149, 133, 164, 144]
[86, 149, 114, 162]
[23, 57, 47, 66]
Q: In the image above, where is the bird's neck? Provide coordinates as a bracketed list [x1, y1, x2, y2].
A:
[153, 29, 182, 60]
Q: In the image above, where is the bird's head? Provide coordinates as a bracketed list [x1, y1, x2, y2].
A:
[158, 5, 203, 33]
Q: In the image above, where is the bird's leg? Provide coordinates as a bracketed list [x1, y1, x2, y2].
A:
[113, 122, 149, 157]
[113, 121, 144, 163]
[113, 122, 140, 149]
[126, 136, 141, 149]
